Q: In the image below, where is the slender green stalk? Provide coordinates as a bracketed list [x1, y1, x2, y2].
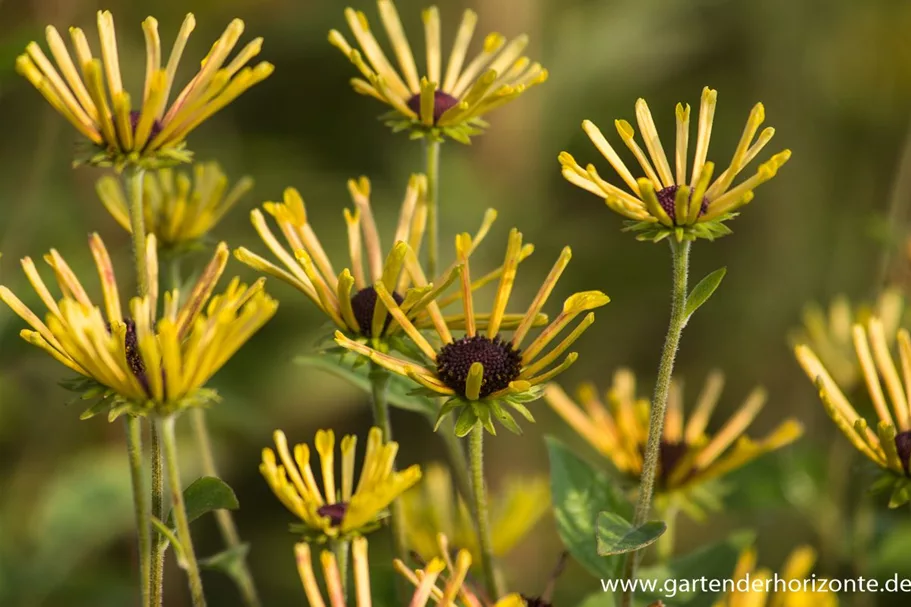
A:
[125, 166, 154, 607]
[620, 239, 691, 607]
[876, 116, 911, 291]
[124, 415, 151, 607]
[368, 366, 409, 603]
[424, 139, 442, 278]
[468, 424, 502, 600]
[126, 167, 150, 298]
[332, 539, 350, 600]
[190, 407, 262, 607]
[160, 415, 207, 606]
[171, 253, 261, 607]
[150, 424, 165, 607]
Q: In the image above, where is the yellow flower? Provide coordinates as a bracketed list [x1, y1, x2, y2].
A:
[795, 317, 911, 506]
[0, 235, 277, 417]
[335, 228, 609, 436]
[560, 87, 791, 242]
[235, 175, 506, 346]
[329, 1, 547, 142]
[402, 462, 549, 562]
[260, 427, 422, 541]
[715, 546, 837, 607]
[544, 368, 803, 514]
[96, 161, 253, 254]
[790, 288, 904, 391]
[396, 534, 525, 607]
[16, 11, 272, 170]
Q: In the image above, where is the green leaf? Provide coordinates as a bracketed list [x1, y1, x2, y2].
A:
[596, 512, 666, 556]
[637, 531, 755, 607]
[150, 516, 186, 568]
[454, 406, 479, 437]
[684, 267, 726, 319]
[166, 476, 238, 529]
[490, 401, 523, 435]
[295, 355, 436, 416]
[200, 543, 251, 590]
[546, 436, 632, 580]
[434, 399, 463, 431]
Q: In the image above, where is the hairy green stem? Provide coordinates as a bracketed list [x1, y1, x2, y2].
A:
[190, 407, 262, 607]
[332, 539, 350, 600]
[124, 416, 151, 607]
[368, 367, 409, 602]
[160, 415, 207, 606]
[150, 423, 165, 607]
[125, 166, 155, 607]
[620, 239, 691, 607]
[468, 424, 502, 600]
[424, 139, 441, 278]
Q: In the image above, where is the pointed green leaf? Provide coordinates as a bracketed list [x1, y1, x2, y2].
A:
[166, 476, 238, 529]
[595, 512, 666, 556]
[434, 399, 463, 431]
[684, 267, 726, 319]
[546, 436, 632, 580]
[454, 406, 479, 437]
[200, 543, 251, 590]
[295, 354, 436, 416]
[490, 401, 523, 435]
[150, 516, 186, 568]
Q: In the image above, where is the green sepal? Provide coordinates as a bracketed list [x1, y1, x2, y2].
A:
[288, 519, 383, 544]
[434, 398, 464, 431]
[490, 401, 523, 435]
[595, 511, 666, 556]
[472, 401, 497, 435]
[380, 111, 487, 144]
[454, 406, 480, 437]
[624, 213, 737, 243]
[73, 140, 193, 172]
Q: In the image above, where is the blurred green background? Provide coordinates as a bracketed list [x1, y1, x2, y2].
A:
[2, 0, 911, 605]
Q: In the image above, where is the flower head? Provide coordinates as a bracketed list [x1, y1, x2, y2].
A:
[96, 161, 253, 254]
[545, 368, 803, 514]
[560, 87, 791, 242]
[795, 317, 911, 507]
[336, 229, 609, 436]
[260, 427, 422, 541]
[402, 463, 549, 562]
[17, 11, 272, 170]
[329, 1, 547, 143]
[396, 534, 525, 607]
[715, 546, 837, 607]
[0, 236, 277, 417]
[789, 288, 905, 390]
[235, 175, 502, 352]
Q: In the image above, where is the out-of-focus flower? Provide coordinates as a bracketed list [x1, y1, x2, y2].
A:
[96, 161, 253, 254]
[329, 1, 546, 143]
[17, 11, 272, 169]
[295, 537, 372, 607]
[796, 317, 911, 507]
[401, 462, 549, 562]
[715, 546, 837, 607]
[789, 288, 904, 390]
[0, 236, 276, 417]
[545, 368, 803, 516]
[395, 534, 525, 607]
[335, 228, 609, 436]
[236, 175, 490, 352]
[560, 87, 791, 242]
[260, 427, 421, 541]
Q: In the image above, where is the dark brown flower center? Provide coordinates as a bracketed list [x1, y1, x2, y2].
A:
[106, 318, 150, 396]
[317, 502, 349, 527]
[656, 185, 709, 225]
[522, 597, 553, 607]
[405, 90, 460, 124]
[436, 335, 522, 398]
[895, 431, 911, 476]
[350, 287, 404, 337]
[657, 441, 689, 485]
[129, 109, 163, 142]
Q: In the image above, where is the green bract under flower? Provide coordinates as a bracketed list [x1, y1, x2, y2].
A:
[335, 228, 609, 437]
[16, 11, 272, 170]
[329, 1, 547, 143]
[560, 86, 791, 242]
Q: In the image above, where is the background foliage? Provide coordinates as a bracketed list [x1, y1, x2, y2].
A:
[1, 0, 911, 605]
